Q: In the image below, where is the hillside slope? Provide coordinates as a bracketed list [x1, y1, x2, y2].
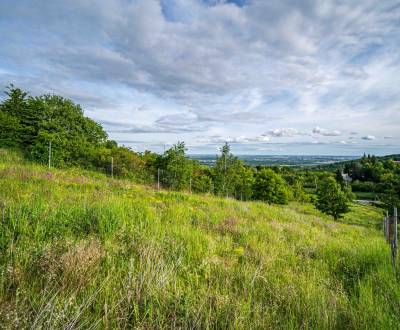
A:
[0, 149, 398, 329]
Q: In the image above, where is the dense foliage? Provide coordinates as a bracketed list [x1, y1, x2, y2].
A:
[253, 168, 292, 204]
[340, 155, 400, 209]
[0, 85, 107, 167]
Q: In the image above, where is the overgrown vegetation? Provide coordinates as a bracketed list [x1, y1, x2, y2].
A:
[0, 149, 398, 329]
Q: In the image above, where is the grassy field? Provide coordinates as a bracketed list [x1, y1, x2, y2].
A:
[353, 191, 378, 201]
[0, 149, 398, 329]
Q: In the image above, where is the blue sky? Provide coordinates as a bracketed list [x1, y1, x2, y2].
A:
[0, 0, 399, 155]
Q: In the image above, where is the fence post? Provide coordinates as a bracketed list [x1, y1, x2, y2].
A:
[0, 201, 5, 224]
[386, 210, 390, 242]
[383, 215, 387, 237]
[393, 207, 398, 267]
[111, 157, 114, 178]
[157, 168, 160, 190]
[48, 141, 52, 168]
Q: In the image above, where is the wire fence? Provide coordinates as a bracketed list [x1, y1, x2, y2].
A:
[383, 207, 398, 269]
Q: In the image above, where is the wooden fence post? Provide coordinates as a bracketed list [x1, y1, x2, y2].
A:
[0, 201, 5, 224]
[386, 210, 390, 242]
[393, 207, 398, 266]
[111, 157, 114, 179]
[383, 215, 387, 237]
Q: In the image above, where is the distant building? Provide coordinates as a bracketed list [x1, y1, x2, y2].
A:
[341, 173, 352, 183]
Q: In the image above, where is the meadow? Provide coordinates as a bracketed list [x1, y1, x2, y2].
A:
[0, 149, 399, 329]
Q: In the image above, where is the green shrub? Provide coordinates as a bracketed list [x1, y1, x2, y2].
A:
[253, 168, 292, 204]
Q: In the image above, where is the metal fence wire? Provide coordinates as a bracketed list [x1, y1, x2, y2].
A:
[383, 207, 398, 269]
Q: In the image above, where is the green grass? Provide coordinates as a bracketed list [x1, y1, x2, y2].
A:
[0, 149, 398, 329]
[353, 191, 378, 200]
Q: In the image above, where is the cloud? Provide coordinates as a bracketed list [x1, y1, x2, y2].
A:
[266, 128, 300, 137]
[0, 0, 399, 153]
[312, 126, 341, 136]
[361, 135, 376, 140]
[197, 134, 270, 144]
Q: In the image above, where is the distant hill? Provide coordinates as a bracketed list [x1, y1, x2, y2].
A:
[310, 154, 400, 171]
[377, 154, 400, 161]
[189, 154, 358, 167]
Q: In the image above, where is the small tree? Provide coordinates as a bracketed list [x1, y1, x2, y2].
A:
[335, 168, 345, 187]
[234, 165, 255, 201]
[213, 143, 238, 197]
[315, 177, 349, 220]
[162, 142, 191, 190]
[253, 168, 292, 204]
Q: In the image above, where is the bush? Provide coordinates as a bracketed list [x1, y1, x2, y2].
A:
[253, 168, 292, 204]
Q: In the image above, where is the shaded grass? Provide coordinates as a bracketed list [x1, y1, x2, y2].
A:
[0, 149, 398, 329]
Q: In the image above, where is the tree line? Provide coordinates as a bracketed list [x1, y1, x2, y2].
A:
[1, 85, 356, 219]
[342, 155, 400, 209]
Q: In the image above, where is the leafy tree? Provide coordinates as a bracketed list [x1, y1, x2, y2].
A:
[110, 146, 147, 181]
[282, 172, 309, 203]
[0, 85, 25, 146]
[234, 165, 255, 200]
[335, 168, 344, 186]
[315, 177, 350, 220]
[191, 165, 213, 194]
[0, 110, 20, 147]
[292, 178, 310, 203]
[162, 142, 191, 190]
[253, 168, 292, 204]
[213, 143, 253, 199]
[140, 150, 162, 184]
[214, 143, 234, 197]
[1, 86, 108, 167]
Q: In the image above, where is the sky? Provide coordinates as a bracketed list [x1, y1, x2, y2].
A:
[0, 0, 399, 156]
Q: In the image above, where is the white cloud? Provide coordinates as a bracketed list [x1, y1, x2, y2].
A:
[198, 134, 270, 144]
[312, 126, 341, 136]
[266, 128, 300, 137]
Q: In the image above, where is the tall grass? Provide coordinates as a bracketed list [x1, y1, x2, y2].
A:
[0, 149, 398, 329]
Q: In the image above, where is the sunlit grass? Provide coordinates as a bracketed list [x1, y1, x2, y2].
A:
[0, 149, 397, 329]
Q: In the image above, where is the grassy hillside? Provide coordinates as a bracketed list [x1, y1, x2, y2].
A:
[0, 149, 398, 329]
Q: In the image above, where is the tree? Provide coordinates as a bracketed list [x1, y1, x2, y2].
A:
[0, 110, 20, 147]
[162, 142, 191, 190]
[282, 171, 309, 203]
[315, 177, 350, 220]
[191, 165, 213, 194]
[213, 143, 251, 198]
[0, 86, 108, 167]
[234, 165, 255, 200]
[0, 85, 26, 147]
[109, 146, 147, 181]
[253, 168, 292, 204]
[335, 168, 344, 187]
[292, 178, 310, 203]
